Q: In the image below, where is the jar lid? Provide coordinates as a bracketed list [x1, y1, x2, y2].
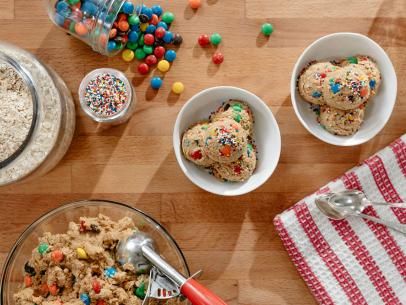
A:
[0, 54, 38, 168]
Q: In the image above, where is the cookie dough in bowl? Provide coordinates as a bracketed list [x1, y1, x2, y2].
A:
[319, 105, 365, 136]
[181, 121, 214, 167]
[210, 100, 254, 134]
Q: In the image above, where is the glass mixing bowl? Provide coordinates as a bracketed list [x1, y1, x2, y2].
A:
[0, 200, 190, 305]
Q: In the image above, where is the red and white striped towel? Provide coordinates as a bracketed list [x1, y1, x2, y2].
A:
[274, 135, 406, 305]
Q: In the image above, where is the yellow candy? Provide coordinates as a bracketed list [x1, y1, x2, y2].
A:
[140, 23, 148, 32]
[76, 247, 88, 259]
[172, 82, 184, 94]
[157, 60, 170, 73]
[122, 49, 134, 62]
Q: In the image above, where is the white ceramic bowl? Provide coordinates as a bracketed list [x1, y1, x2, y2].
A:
[173, 86, 281, 196]
[291, 32, 397, 146]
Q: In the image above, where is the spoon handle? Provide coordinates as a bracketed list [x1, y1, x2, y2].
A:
[370, 201, 406, 208]
[357, 214, 406, 234]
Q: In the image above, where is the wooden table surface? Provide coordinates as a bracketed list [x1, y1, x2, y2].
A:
[0, 0, 405, 304]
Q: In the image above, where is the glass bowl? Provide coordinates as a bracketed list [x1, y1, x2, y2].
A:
[0, 200, 190, 305]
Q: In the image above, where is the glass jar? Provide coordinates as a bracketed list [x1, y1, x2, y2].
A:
[0, 42, 76, 186]
[47, 0, 143, 56]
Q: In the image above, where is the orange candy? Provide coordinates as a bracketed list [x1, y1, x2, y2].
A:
[189, 0, 201, 9]
[74, 22, 88, 36]
[220, 145, 231, 157]
[51, 250, 64, 263]
[118, 20, 129, 32]
[40, 283, 49, 295]
[49, 284, 58, 296]
[24, 275, 32, 287]
[360, 87, 369, 97]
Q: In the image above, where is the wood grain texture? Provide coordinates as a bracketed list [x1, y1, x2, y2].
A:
[0, 0, 405, 304]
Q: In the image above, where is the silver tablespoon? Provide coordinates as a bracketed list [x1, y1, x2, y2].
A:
[315, 194, 406, 235]
[329, 190, 406, 209]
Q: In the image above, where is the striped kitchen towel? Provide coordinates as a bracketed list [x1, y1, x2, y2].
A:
[274, 134, 406, 305]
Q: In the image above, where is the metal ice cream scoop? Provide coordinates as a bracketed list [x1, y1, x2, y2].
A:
[116, 232, 228, 305]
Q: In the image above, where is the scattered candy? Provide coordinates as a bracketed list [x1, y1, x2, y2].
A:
[157, 60, 170, 72]
[126, 41, 138, 50]
[154, 46, 165, 58]
[162, 11, 175, 24]
[261, 23, 274, 36]
[134, 282, 146, 299]
[40, 283, 49, 295]
[140, 23, 148, 32]
[128, 31, 139, 42]
[212, 52, 224, 65]
[51, 250, 64, 263]
[145, 54, 157, 66]
[198, 34, 210, 47]
[121, 1, 134, 14]
[92, 280, 101, 294]
[138, 63, 150, 75]
[150, 77, 163, 89]
[38, 243, 49, 255]
[144, 33, 155, 45]
[210, 33, 222, 46]
[76, 247, 88, 259]
[128, 15, 139, 26]
[151, 5, 163, 16]
[155, 27, 166, 39]
[145, 24, 156, 34]
[80, 293, 91, 305]
[24, 275, 32, 287]
[122, 49, 135, 62]
[49, 284, 58, 296]
[165, 50, 177, 62]
[150, 14, 159, 25]
[172, 82, 184, 94]
[163, 31, 174, 44]
[96, 300, 106, 305]
[173, 33, 183, 46]
[135, 48, 146, 60]
[143, 45, 153, 54]
[104, 267, 117, 278]
[189, 0, 201, 9]
[157, 21, 168, 30]
[74, 22, 88, 36]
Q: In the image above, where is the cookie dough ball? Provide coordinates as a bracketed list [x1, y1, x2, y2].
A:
[341, 55, 381, 96]
[210, 100, 254, 134]
[298, 62, 339, 105]
[319, 105, 365, 136]
[205, 119, 248, 163]
[182, 121, 214, 167]
[322, 65, 370, 110]
[212, 143, 256, 182]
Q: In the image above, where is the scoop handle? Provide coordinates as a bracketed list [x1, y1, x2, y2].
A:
[181, 278, 228, 305]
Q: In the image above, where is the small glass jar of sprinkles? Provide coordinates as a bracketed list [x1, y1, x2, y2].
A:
[79, 68, 136, 125]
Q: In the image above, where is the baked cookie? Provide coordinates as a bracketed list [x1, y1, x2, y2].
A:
[319, 105, 365, 136]
[182, 121, 214, 167]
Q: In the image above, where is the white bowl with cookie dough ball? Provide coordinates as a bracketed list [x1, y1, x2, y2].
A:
[291, 32, 397, 146]
[173, 86, 281, 196]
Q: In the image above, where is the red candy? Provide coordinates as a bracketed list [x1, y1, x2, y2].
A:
[198, 34, 210, 47]
[190, 150, 203, 160]
[144, 34, 155, 45]
[96, 300, 106, 305]
[234, 165, 242, 174]
[155, 27, 166, 39]
[320, 72, 327, 78]
[51, 250, 64, 263]
[150, 14, 159, 25]
[24, 275, 32, 287]
[212, 52, 224, 64]
[49, 284, 58, 296]
[360, 87, 368, 97]
[118, 20, 129, 32]
[92, 280, 101, 294]
[145, 55, 158, 66]
[117, 13, 127, 22]
[138, 63, 150, 75]
[154, 46, 165, 58]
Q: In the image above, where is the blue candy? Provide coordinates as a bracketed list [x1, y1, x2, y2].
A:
[151, 5, 163, 16]
[131, 24, 140, 32]
[164, 50, 177, 62]
[54, 13, 66, 26]
[145, 24, 156, 34]
[157, 21, 168, 30]
[82, 1, 98, 16]
[163, 31, 173, 44]
[104, 267, 117, 278]
[80, 293, 90, 305]
[150, 77, 163, 89]
[121, 1, 134, 14]
[56, 1, 69, 13]
[128, 31, 139, 42]
[369, 79, 376, 89]
[311, 91, 322, 98]
[330, 83, 341, 94]
[107, 41, 117, 52]
[141, 6, 153, 19]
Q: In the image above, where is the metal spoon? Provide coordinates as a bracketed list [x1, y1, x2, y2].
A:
[116, 232, 228, 305]
[315, 193, 406, 234]
[328, 190, 406, 209]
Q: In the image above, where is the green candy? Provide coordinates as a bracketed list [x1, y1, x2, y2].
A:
[69, 21, 76, 33]
[233, 113, 242, 123]
[135, 48, 146, 60]
[261, 23, 274, 36]
[138, 34, 144, 46]
[38, 243, 49, 255]
[143, 45, 153, 55]
[347, 56, 358, 64]
[232, 103, 242, 112]
[128, 15, 140, 26]
[68, 0, 79, 5]
[210, 33, 222, 46]
[126, 41, 138, 50]
[135, 282, 146, 299]
[162, 12, 175, 24]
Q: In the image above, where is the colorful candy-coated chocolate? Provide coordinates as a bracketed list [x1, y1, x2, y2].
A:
[144, 34, 155, 45]
[135, 282, 146, 299]
[104, 267, 117, 278]
[75, 22, 88, 36]
[157, 21, 168, 30]
[38, 243, 49, 255]
[67, 0, 79, 6]
[139, 14, 149, 23]
[210, 33, 222, 46]
[118, 20, 129, 32]
[151, 5, 163, 16]
[143, 45, 153, 54]
[107, 40, 117, 52]
[142, 6, 153, 19]
[157, 60, 170, 72]
[189, 0, 201, 9]
[96, 300, 106, 305]
[51, 250, 64, 263]
[135, 48, 146, 59]
[165, 50, 177, 62]
[212, 52, 224, 64]
[80, 293, 91, 305]
[128, 15, 140, 25]
[81, 1, 97, 16]
[122, 49, 134, 62]
[128, 31, 138, 42]
[162, 11, 175, 23]
[76, 247, 88, 259]
[140, 22, 148, 32]
[138, 34, 144, 46]
[173, 33, 183, 45]
[109, 28, 117, 38]
[145, 55, 158, 66]
[154, 46, 165, 58]
[54, 13, 65, 26]
[155, 27, 166, 39]
[56, 1, 69, 12]
[92, 280, 101, 294]
[138, 63, 149, 75]
[261, 23, 274, 36]
[49, 284, 58, 296]
[145, 24, 156, 34]
[126, 41, 138, 50]
[150, 77, 163, 89]
[172, 82, 184, 94]
[24, 275, 32, 287]
[198, 34, 210, 47]
[163, 31, 174, 44]
[150, 14, 159, 26]
[121, 1, 134, 14]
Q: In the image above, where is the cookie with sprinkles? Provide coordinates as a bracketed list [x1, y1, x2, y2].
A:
[322, 65, 370, 110]
[298, 62, 339, 105]
[182, 121, 214, 167]
[205, 119, 248, 163]
[318, 105, 365, 136]
[212, 142, 257, 182]
[210, 100, 254, 135]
